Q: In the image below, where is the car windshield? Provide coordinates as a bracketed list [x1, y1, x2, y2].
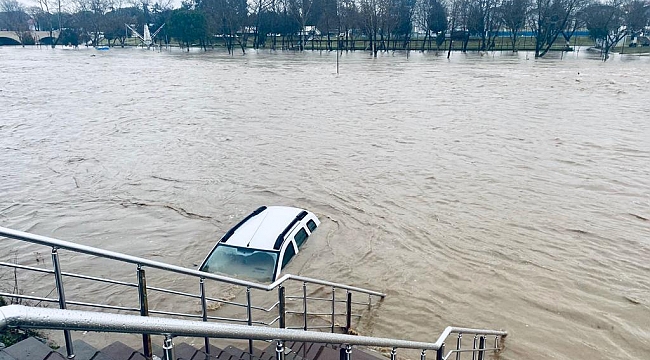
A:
[200, 245, 278, 282]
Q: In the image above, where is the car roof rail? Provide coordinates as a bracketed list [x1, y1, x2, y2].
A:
[273, 211, 308, 250]
[220, 206, 267, 243]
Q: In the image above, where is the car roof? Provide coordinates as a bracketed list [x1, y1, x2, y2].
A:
[222, 206, 309, 251]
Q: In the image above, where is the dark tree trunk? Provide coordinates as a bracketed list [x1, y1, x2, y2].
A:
[421, 30, 428, 52]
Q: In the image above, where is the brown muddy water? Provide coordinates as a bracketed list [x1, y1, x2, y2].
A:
[0, 46, 649, 359]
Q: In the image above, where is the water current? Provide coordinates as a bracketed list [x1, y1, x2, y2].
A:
[1, 47, 649, 360]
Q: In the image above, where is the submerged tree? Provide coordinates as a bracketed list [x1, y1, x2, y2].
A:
[392, 0, 416, 49]
[625, 0, 650, 46]
[285, 0, 317, 50]
[530, 0, 584, 57]
[167, 7, 206, 50]
[358, 0, 380, 55]
[500, 0, 529, 51]
[338, 0, 359, 51]
[581, 0, 631, 60]
[417, 0, 448, 51]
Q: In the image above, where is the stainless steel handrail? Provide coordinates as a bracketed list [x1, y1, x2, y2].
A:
[0, 305, 507, 353]
[0, 225, 386, 358]
[0, 226, 386, 297]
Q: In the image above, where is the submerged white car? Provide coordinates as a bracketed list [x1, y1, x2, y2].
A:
[199, 206, 320, 282]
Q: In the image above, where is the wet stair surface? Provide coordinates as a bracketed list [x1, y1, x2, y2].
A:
[0, 338, 386, 360]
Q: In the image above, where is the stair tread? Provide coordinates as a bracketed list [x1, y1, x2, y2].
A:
[284, 342, 321, 360]
[253, 347, 297, 360]
[175, 342, 202, 360]
[2, 337, 55, 360]
[0, 337, 386, 360]
[277, 342, 383, 360]
[58, 339, 107, 360]
[197, 344, 225, 359]
[135, 341, 164, 359]
[253, 351, 275, 360]
[176, 344, 240, 360]
[90, 353, 115, 360]
[222, 345, 261, 360]
[312, 344, 339, 360]
[345, 348, 383, 360]
[0, 351, 16, 360]
[43, 352, 67, 360]
[99, 341, 143, 360]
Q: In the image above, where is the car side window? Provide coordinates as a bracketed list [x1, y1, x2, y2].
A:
[307, 220, 317, 232]
[294, 228, 308, 248]
[281, 244, 296, 269]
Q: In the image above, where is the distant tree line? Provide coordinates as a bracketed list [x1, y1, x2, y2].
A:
[1, 0, 649, 59]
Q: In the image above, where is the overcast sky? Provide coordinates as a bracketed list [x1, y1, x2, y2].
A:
[16, 0, 183, 11]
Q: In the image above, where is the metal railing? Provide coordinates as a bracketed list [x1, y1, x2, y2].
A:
[0, 226, 385, 359]
[0, 305, 507, 360]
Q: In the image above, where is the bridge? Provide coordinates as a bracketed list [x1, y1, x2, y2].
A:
[0, 30, 60, 45]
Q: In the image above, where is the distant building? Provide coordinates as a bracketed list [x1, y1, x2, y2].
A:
[300, 26, 321, 36]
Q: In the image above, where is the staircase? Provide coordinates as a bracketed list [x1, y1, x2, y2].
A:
[1, 337, 385, 360]
[0, 227, 507, 360]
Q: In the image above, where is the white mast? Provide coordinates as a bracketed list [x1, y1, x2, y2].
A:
[143, 25, 152, 45]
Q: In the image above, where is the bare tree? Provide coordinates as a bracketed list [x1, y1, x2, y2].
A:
[448, 0, 472, 52]
[1, 0, 31, 45]
[70, 0, 114, 45]
[213, 0, 249, 53]
[34, 0, 64, 46]
[358, 0, 380, 55]
[581, 0, 631, 60]
[338, 0, 358, 50]
[250, 0, 274, 48]
[466, 0, 501, 51]
[416, 0, 447, 51]
[316, 0, 338, 50]
[500, 0, 529, 51]
[529, 0, 584, 57]
[625, 0, 650, 46]
[285, 0, 316, 50]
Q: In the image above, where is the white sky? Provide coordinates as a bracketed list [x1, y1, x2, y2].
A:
[16, 0, 184, 11]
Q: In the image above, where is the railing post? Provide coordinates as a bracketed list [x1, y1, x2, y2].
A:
[163, 335, 175, 360]
[52, 248, 74, 359]
[276, 340, 285, 360]
[345, 291, 352, 333]
[302, 282, 308, 331]
[436, 344, 443, 360]
[421, 349, 427, 360]
[200, 278, 210, 357]
[477, 336, 486, 360]
[339, 344, 351, 360]
[472, 335, 478, 360]
[331, 287, 336, 333]
[278, 286, 286, 329]
[390, 348, 396, 360]
[137, 265, 152, 360]
[455, 333, 462, 360]
[247, 286, 253, 355]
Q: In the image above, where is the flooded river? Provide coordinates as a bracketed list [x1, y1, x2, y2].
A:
[1, 47, 649, 359]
